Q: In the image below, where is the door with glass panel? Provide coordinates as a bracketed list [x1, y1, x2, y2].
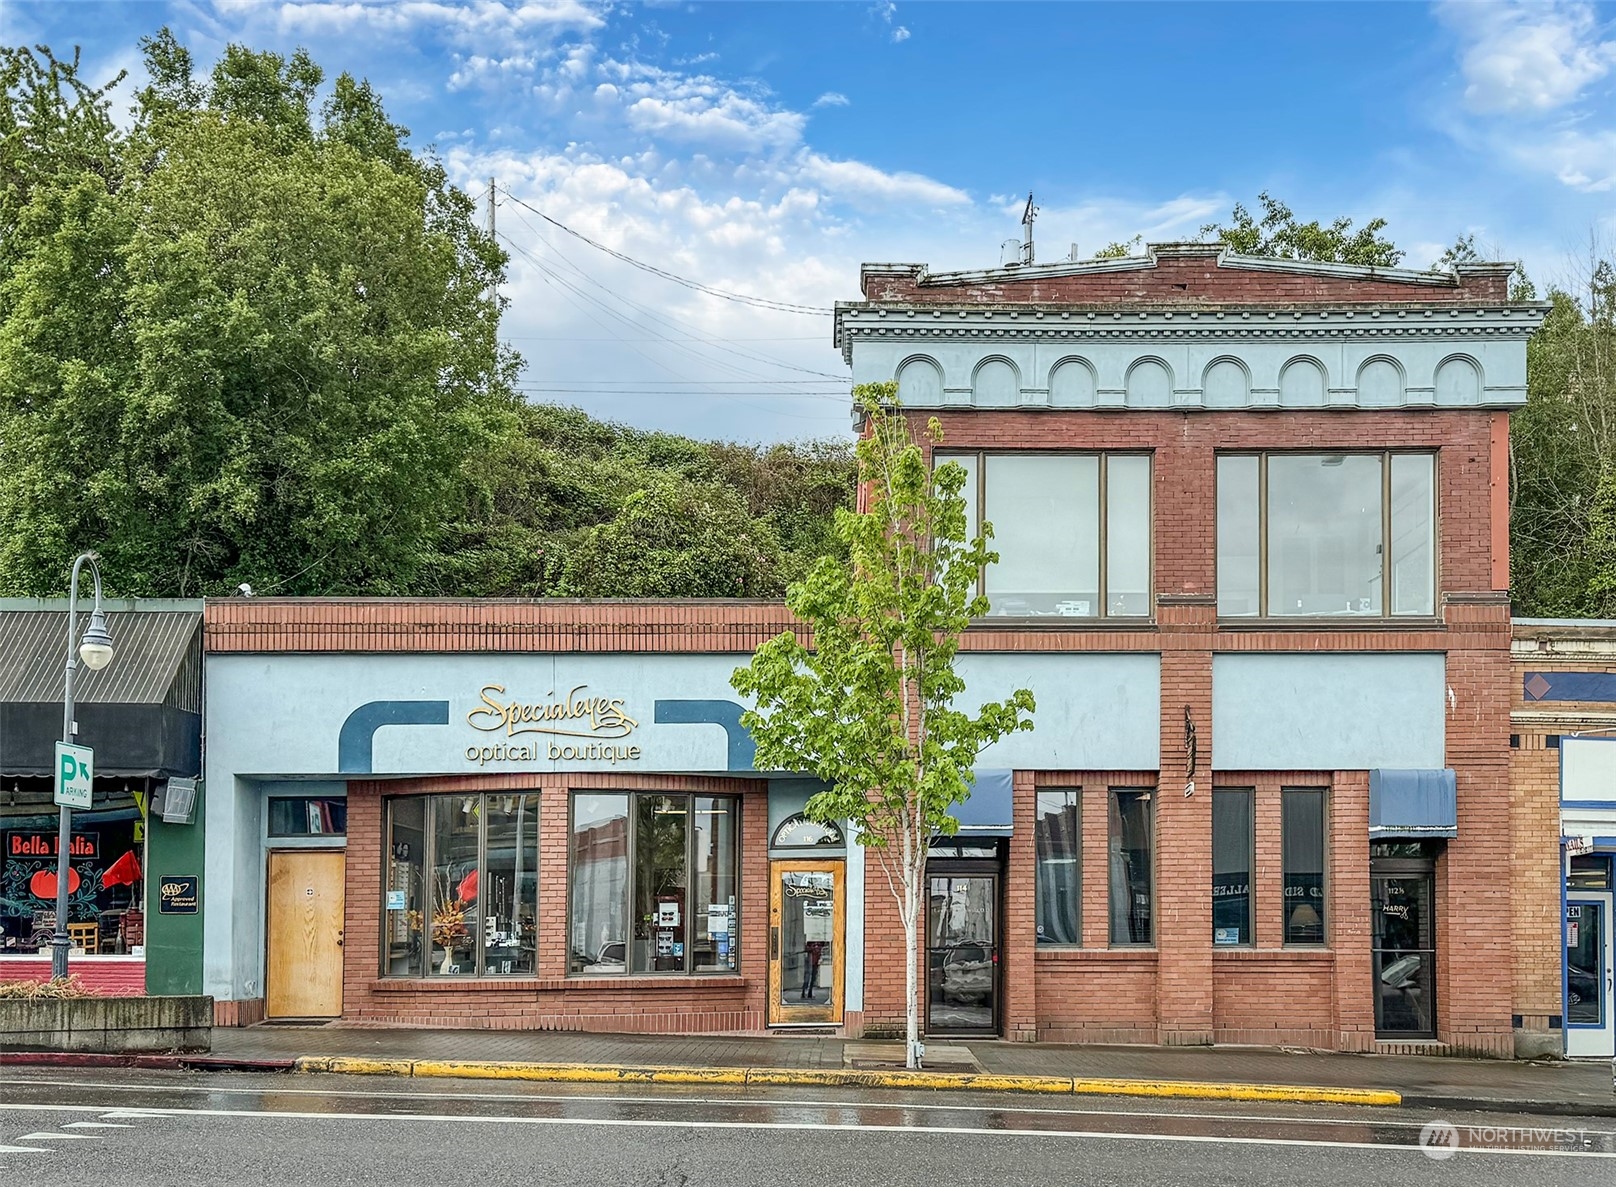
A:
[1566, 893, 1615, 1058]
[926, 874, 999, 1035]
[768, 861, 844, 1026]
[1371, 865, 1437, 1039]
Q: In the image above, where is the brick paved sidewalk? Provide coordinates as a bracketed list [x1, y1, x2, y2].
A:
[209, 1025, 1616, 1113]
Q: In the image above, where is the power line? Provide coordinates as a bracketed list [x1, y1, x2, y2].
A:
[496, 186, 834, 317]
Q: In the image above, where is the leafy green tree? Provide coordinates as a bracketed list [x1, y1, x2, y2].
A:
[1092, 235, 1142, 259]
[732, 383, 1034, 1067]
[1200, 191, 1403, 267]
[0, 34, 516, 596]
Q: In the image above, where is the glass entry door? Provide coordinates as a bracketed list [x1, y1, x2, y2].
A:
[1567, 893, 1615, 1058]
[927, 874, 999, 1035]
[1371, 867, 1436, 1039]
[768, 861, 843, 1026]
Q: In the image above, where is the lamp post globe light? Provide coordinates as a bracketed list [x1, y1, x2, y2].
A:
[51, 552, 115, 980]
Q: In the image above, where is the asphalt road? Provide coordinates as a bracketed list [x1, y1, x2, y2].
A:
[1, 1067, 1613, 1186]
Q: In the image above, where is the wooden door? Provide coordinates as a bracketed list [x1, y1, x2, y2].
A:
[767, 860, 844, 1026]
[267, 850, 345, 1019]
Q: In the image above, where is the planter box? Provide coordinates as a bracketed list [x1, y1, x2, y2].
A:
[0, 995, 212, 1053]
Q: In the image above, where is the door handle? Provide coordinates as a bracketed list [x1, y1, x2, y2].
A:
[336, 929, 345, 947]
[770, 927, 779, 959]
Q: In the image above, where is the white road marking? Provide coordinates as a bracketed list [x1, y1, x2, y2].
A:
[3, 1076, 1608, 1137]
[58, 1102, 1610, 1159]
[16, 1132, 95, 1140]
[62, 1121, 134, 1129]
[0, 1145, 51, 1153]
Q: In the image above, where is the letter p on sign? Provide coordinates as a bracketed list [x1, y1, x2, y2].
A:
[54, 741, 94, 809]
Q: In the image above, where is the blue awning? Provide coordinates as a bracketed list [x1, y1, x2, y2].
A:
[1369, 769, 1457, 839]
[951, 769, 1014, 835]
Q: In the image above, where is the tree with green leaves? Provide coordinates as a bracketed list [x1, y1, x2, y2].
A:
[731, 383, 1035, 1068]
[1200, 191, 1403, 267]
[0, 33, 517, 596]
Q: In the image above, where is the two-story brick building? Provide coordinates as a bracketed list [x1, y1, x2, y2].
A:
[191, 243, 1551, 1056]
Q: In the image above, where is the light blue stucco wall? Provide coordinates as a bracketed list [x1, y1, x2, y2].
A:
[959, 652, 1161, 770]
[1211, 653, 1446, 770]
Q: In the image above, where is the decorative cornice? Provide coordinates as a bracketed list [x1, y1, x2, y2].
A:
[835, 303, 1548, 361]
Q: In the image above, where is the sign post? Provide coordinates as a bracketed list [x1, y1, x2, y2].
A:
[53, 742, 94, 809]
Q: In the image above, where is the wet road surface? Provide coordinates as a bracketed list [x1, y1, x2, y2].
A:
[1, 1066, 1613, 1185]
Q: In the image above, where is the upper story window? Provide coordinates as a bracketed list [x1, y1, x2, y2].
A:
[1217, 452, 1435, 618]
[938, 451, 1152, 618]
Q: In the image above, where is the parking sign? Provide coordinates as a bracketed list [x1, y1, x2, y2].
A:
[54, 742, 93, 809]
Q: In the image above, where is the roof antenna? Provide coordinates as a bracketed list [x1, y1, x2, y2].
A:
[1020, 192, 1037, 265]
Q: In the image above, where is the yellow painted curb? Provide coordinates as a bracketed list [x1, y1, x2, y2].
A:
[1069, 1077, 1402, 1107]
[289, 1056, 1400, 1107]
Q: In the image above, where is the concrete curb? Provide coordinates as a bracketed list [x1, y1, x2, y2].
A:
[1, 1051, 294, 1073]
[289, 1055, 1403, 1107]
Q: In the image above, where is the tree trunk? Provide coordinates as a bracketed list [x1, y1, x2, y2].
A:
[904, 852, 922, 1069]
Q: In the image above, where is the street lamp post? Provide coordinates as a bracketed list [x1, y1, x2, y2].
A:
[51, 552, 115, 981]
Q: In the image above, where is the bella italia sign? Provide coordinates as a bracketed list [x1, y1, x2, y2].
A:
[464, 684, 643, 766]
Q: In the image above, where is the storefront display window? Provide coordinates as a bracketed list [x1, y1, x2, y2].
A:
[1034, 789, 1079, 945]
[1212, 788, 1253, 946]
[1216, 452, 1436, 618]
[1283, 788, 1327, 945]
[2, 780, 146, 955]
[381, 793, 538, 978]
[1108, 789, 1153, 946]
[569, 791, 739, 975]
[1569, 855, 1613, 891]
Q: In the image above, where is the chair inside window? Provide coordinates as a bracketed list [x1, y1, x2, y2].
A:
[67, 922, 99, 953]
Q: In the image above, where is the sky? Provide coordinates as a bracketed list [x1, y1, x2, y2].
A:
[7, 1, 1616, 442]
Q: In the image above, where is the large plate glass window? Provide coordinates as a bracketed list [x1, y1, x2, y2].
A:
[568, 791, 740, 975]
[1212, 788, 1254, 946]
[1216, 452, 1435, 617]
[940, 452, 1152, 617]
[381, 793, 538, 978]
[1108, 788, 1153, 946]
[1034, 789, 1080, 945]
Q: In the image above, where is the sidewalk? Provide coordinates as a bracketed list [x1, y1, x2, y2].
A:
[91, 1026, 1616, 1116]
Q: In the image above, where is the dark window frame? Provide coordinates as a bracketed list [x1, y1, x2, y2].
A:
[1108, 787, 1155, 947]
[934, 449, 1155, 620]
[267, 795, 348, 838]
[567, 790, 741, 977]
[379, 792, 540, 979]
[1034, 788, 1081, 947]
[1282, 787, 1329, 947]
[1216, 450, 1438, 620]
[1211, 787, 1255, 948]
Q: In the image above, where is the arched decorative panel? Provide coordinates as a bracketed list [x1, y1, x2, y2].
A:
[1279, 357, 1327, 408]
[1125, 358, 1172, 408]
[1357, 357, 1404, 408]
[896, 356, 943, 405]
[1435, 355, 1482, 406]
[1203, 358, 1250, 409]
[1048, 358, 1098, 408]
[973, 356, 1020, 407]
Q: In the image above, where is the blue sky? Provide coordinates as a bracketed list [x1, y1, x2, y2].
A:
[7, 1, 1616, 441]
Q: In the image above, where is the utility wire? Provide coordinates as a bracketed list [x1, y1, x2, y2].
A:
[497, 186, 834, 317]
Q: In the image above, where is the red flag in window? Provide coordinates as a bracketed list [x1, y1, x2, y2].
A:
[101, 849, 142, 888]
[456, 869, 479, 902]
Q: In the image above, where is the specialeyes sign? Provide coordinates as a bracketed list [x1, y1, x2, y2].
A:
[465, 683, 643, 766]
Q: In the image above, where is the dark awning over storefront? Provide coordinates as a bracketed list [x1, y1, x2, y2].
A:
[0, 605, 202, 779]
[952, 769, 1014, 835]
[1369, 768, 1458, 839]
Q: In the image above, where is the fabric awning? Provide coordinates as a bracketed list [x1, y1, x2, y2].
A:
[0, 606, 202, 778]
[951, 769, 1014, 835]
[1369, 769, 1457, 839]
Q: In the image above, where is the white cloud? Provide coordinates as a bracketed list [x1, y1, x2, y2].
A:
[812, 91, 850, 108]
[872, 1, 910, 44]
[1511, 125, 1616, 191]
[892, 26, 910, 44]
[795, 152, 968, 206]
[1441, 0, 1616, 114]
[265, 0, 604, 41]
[624, 88, 806, 151]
